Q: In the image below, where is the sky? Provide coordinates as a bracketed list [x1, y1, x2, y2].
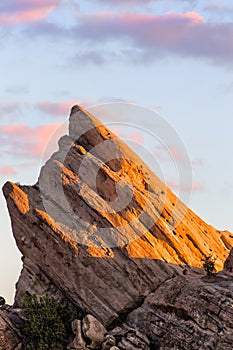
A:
[0, 0, 233, 304]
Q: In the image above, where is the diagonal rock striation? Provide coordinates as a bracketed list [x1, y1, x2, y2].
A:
[2, 105, 233, 340]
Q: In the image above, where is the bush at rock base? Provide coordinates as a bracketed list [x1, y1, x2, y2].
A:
[21, 294, 76, 350]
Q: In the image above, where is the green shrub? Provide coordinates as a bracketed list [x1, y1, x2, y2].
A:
[203, 256, 216, 275]
[21, 294, 76, 350]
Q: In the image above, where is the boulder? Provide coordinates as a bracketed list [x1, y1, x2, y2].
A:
[82, 314, 107, 349]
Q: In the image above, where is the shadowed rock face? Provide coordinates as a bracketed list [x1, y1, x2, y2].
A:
[124, 275, 233, 350]
[0, 310, 22, 349]
[224, 247, 233, 272]
[3, 105, 233, 329]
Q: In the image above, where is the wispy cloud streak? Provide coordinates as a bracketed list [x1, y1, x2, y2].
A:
[0, 0, 60, 25]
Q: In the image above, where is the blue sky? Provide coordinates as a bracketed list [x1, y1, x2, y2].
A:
[0, 0, 233, 303]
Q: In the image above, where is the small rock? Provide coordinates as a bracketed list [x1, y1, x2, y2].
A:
[118, 338, 137, 350]
[67, 319, 87, 350]
[82, 314, 107, 349]
[102, 334, 116, 350]
[126, 330, 150, 346]
[0, 297, 5, 306]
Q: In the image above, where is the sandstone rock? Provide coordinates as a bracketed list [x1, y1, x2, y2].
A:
[124, 275, 233, 350]
[82, 314, 107, 349]
[0, 310, 22, 350]
[2, 105, 233, 349]
[117, 329, 150, 350]
[0, 296, 5, 306]
[101, 334, 116, 350]
[2, 305, 26, 329]
[224, 247, 233, 272]
[68, 319, 87, 350]
[3, 105, 233, 328]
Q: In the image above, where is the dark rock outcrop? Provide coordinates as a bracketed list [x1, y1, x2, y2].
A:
[0, 310, 22, 349]
[123, 274, 233, 349]
[224, 247, 233, 273]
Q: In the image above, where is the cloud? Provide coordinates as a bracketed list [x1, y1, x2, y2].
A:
[88, 0, 153, 6]
[0, 0, 60, 25]
[35, 100, 92, 116]
[111, 127, 144, 145]
[166, 178, 204, 192]
[74, 11, 233, 65]
[0, 123, 63, 158]
[35, 101, 76, 116]
[0, 166, 17, 176]
[205, 3, 233, 14]
[153, 146, 187, 162]
[72, 50, 107, 65]
[18, 10, 233, 66]
[0, 103, 20, 117]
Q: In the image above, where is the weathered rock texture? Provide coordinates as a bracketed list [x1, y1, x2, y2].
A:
[2, 105, 233, 349]
[123, 274, 233, 349]
[68, 314, 151, 350]
[0, 310, 22, 349]
[224, 247, 233, 272]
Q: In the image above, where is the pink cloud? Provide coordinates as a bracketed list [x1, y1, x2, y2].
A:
[0, 123, 63, 158]
[0, 0, 60, 25]
[166, 179, 204, 192]
[111, 127, 144, 145]
[15, 10, 233, 65]
[169, 147, 183, 161]
[71, 11, 233, 65]
[75, 11, 204, 42]
[35, 100, 92, 116]
[153, 146, 186, 162]
[0, 166, 17, 176]
[36, 101, 76, 116]
[90, 0, 152, 5]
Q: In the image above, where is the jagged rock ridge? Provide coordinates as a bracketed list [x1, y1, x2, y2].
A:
[2, 105, 233, 349]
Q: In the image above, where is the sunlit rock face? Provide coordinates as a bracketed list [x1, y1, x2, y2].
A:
[3, 105, 233, 330]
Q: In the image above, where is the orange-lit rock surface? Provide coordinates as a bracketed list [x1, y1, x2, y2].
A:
[3, 105, 233, 328]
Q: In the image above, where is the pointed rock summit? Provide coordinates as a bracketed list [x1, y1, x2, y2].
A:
[2, 105, 233, 349]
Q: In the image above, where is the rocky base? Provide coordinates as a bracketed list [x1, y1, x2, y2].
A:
[0, 309, 22, 350]
[2, 269, 233, 350]
[124, 274, 233, 350]
[68, 314, 151, 350]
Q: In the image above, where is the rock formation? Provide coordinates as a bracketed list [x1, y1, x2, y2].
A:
[124, 274, 233, 349]
[2, 105, 233, 349]
[224, 247, 233, 273]
[0, 309, 22, 349]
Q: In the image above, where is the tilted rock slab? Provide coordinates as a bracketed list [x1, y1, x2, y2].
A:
[3, 105, 233, 327]
[124, 274, 233, 349]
